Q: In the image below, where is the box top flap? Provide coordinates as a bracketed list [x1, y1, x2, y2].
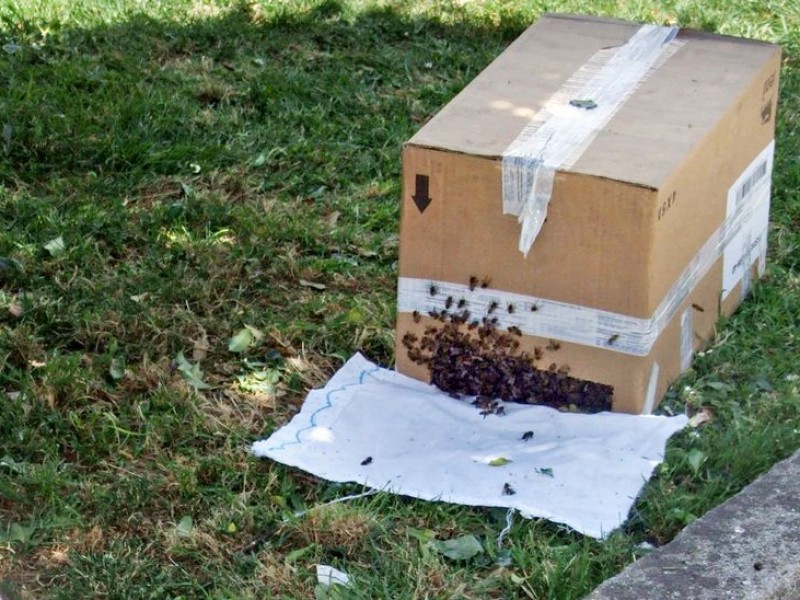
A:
[407, 14, 780, 188]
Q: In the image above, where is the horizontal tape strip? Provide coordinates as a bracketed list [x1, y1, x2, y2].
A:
[502, 24, 682, 256]
[399, 141, 774, 357]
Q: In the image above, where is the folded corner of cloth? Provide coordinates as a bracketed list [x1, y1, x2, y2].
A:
[252, 353, 688, 539]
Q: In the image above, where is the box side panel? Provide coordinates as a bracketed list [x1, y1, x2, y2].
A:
[647, 51, 780, 311]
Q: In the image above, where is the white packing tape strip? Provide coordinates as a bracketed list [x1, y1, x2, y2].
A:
[398, 140, 774, 357]
[502, 24, 682, 256]
[680, 308, 694, 372]
[641, 362, 661, 415]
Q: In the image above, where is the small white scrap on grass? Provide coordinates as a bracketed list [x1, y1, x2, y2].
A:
[316, 564, 350, 587]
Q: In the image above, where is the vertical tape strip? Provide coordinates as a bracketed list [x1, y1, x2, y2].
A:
[641, 362, 660, 416]
[680, 308, 694, 371]
[502, 25, 681, 256]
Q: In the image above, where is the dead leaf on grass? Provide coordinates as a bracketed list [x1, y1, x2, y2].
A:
[688, 407, 714, 428]
[299, 279, 326, 291]
[323, 210, 340, 227]
[193, 330, 210, 361]
[8, 303, 23, 317]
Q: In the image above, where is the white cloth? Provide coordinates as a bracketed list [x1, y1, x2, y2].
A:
[252, 353, 687, 539]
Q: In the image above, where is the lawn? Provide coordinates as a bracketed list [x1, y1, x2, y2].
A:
[1, 0, 799, 598]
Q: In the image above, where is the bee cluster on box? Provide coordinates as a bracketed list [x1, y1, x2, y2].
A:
[401, 276, 613, 413]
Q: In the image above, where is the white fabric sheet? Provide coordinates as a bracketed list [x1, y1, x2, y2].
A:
[252, 354, 687, 539]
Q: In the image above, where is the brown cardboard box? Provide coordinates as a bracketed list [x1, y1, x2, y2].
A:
[395, 14, 781, 414]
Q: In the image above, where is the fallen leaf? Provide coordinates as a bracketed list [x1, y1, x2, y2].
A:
[488, 457, 511, 467]
[432, 535, 484, 560]
[130, 293, 149, 303]
[299, 279, 326, 291]
[688, 407, 713, 428]
[192, 331, 210, 361]
[687, 448, 706, 474]
[44, 236, 66, 257]
[226, 521, 237, 533]
[322, 210, 340, 227]
[109, 357, 125, 381]
[176, 515, 193, 538]
[8, 303, 23, 317]
[29, 360, 46, 368]
[175, 352, 212, 390]
[228, 326, 263, 353]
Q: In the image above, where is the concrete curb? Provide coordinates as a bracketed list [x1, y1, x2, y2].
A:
[585, 449, 800, 599]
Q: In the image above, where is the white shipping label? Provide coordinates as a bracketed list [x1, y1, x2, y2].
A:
[722, 141, 775, 300]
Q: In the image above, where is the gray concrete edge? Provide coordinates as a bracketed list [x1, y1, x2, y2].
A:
[585, 448, 800, 600]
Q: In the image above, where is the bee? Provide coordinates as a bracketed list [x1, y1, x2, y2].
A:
[507, 303, 515, 314]
[607, 334, 619, 345]
[546, 339, 561, 351]
[457, 298, 467, 309]
[557, 364, 571, 376]
[508, 325, 522, 336]
[488, 301, 499, 314]
[533, 347, 543, 360]
[469, 275, 479, 291]
[502, 483, 516, 496]
[480, 277, 491, 288]
[360, 456, 373, 466]
[468, 320, 479, 331]
[548, 363, 558, 372]
[401, 332, 418, 349]
[472, 395, 491, 407]
[412, 310, 421, 323]
[429, 284, 438, 297]
[521, 431, 534, 441]
[495, 405, 506, 416]
[530, 303, 539, 312]
[407, 347, 422, 362]
[691, 303, 705, 312]
[445, 296, 454, 309]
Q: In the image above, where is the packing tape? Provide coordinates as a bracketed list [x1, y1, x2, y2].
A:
[502, 24, 682, 256]
[398, 140, 774, 357]
[641, 362, 660, 415]
[680, 308, 694, 372]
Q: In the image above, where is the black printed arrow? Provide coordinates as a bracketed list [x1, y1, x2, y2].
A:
[412, 174, 432, 214]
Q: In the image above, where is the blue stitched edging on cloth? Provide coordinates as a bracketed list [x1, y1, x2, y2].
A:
[265, 365, 381, 453]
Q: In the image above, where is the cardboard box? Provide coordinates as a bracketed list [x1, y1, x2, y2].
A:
[395, 14, 780, 414]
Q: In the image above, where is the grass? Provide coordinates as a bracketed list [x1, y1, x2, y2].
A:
[0, 0, 798, 598]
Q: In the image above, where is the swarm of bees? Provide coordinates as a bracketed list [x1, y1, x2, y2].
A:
[403, 276, 613, 413]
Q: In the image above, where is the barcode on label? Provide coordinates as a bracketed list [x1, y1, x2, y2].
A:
[735, 159, 768, 208]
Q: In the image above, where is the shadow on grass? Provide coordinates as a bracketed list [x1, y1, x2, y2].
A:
[0, 1, 529, 192]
